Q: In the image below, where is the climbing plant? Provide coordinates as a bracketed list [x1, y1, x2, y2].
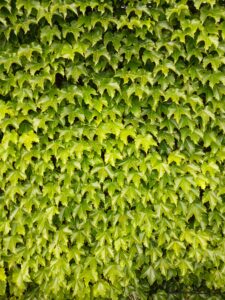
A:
[1, 0, 225, 299]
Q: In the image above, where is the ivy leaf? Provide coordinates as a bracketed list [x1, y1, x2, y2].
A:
[93, 280, 109, 298]
[186, 203, 206, 223]
[103, 264, 124, 284]
[167, 241, 186, 256]
[135, 134, 157, 153]
[178, 259, 193, 276]
[40, 25, 61, 45]
[19, 131, 39, 150]
[168, 151, 186, 165]
[202, 191, 220, 211]
[141, 266, 156, 285]
[61, 43, 74, 60]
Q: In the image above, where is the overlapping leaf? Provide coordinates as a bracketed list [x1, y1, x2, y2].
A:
[0, 0, 225, 299]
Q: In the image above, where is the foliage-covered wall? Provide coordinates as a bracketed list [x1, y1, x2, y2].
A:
[1, 0, 225, 299]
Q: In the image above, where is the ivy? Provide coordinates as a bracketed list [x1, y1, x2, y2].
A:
[0, 0, 225, 299]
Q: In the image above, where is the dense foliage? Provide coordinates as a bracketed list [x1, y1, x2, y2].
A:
[1, 0, 225, 299]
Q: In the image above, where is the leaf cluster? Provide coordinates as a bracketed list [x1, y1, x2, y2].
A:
[1, 0, 225, 299]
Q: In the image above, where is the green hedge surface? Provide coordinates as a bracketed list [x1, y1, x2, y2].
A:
[1, 0, 225, 299]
